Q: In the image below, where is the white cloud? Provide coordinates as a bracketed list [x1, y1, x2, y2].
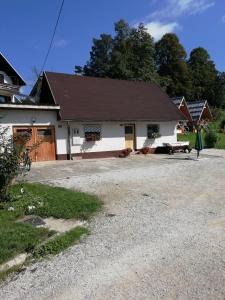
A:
[150, 0, 215, 20]
[54, 39, 69, 48]
[145, 21, 179, 40]
[222, 15, 225, 23]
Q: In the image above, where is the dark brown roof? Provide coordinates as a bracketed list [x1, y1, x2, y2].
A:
[44, 71, 184, 122]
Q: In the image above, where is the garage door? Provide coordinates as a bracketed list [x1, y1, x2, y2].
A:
[13, 126, 56, 162]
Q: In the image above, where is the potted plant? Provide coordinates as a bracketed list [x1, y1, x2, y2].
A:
[140, 147, 150, 154]
[119, 148, 132, 158]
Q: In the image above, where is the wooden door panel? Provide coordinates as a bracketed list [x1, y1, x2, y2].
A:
[13, 127, 36, 162]
[13, 126, 56, 162]
[125, 125, 135, 150]
[35, 127, 56, 161]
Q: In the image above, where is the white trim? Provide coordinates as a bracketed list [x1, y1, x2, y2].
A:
[178, 96, 185, 109]
[0, 103, 60, 110]
[44, 72, 57, 105]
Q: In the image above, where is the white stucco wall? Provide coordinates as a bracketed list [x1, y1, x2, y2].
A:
[69, 122, 124, 154]
[69, 121, 177, 154]
[136, 121, 177, 149]
[0, 109, 177, 157]
[0, 109, 67, 155]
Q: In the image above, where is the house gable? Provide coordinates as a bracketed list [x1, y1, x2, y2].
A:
[0, 52, 25, 86]
[187, 101, 213, 123]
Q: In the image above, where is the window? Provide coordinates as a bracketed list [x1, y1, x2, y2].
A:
[0, 95, 11, 103]
[125, 125, 134, 134]
[147, 124, 160, 139]
[16, 128, 32, 135]
[37, 129, 52, 137]
[0, 74, 4, 84]
[72, 128, 80, 145]
[84, 124, 101, 142]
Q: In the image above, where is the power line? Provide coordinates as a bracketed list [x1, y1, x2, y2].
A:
[39, 0, 65, 76]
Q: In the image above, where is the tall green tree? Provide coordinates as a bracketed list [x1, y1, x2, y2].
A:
[214, 72, 225, 108]
[75, 20, 157, 83]
[128, 23, 157, 82]
[155, 33, 191, 98]
[75, 34, 113, 77]
[110, 19, 133, 79]
[188, 47, 217, 103]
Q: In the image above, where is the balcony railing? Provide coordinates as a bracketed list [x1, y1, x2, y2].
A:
[0, 82, 20, 94]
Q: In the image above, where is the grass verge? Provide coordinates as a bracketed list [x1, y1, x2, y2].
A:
[10, 183, 102, 219]
[0, 211, 50, 265]
[33, 227, 89, 259]
[178, 132, 225, 149]
[0, 183, 102, 267]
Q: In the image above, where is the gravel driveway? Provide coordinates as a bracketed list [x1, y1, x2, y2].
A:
[1, 149, 225, 300]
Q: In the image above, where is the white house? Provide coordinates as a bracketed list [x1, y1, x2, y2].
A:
[0, 52, 184, 161]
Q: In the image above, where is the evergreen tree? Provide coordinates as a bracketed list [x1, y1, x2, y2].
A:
[155, 33, 191, 98]
[110, 19, 133, 79]
[214, 72, 225, 108]
[75, 20, 157, 83]
[75, 34, 113, 77]
[188, 47, 217, 103]
[128, 23, 157, 82]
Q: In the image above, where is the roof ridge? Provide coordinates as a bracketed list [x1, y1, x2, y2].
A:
[44, 71, 157, 86]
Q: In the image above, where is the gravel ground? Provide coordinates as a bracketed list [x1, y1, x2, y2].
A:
[1, 150, 225, 300]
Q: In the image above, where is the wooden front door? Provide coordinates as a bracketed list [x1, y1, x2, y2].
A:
[125, 124, 135, 150]
[13, 126, 56, 162]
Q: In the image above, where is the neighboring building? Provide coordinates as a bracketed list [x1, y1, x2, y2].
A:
[0, 53, 60, 162]
[187, 100, 213, 124]
[171, 96, 213, 133]
[0, 59, 184, 161]
[0, 52, 26, 104]
[171, 97, 192, 123]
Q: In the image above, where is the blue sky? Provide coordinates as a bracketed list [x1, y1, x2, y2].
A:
[1, 0, 224, 91]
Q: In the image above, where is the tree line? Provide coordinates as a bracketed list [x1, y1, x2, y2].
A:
[75, 20, 225, 108]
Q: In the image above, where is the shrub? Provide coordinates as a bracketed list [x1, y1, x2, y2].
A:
[0, 126, 31, 202]
[204, 130, 218, 148]
[220, 119, 225, 130]
[140, 147, 150, 155]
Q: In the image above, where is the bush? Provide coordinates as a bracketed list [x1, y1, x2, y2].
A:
[220, 119, 225, 130]
[0, 124, 42, 202]
[33, 227, 89, 258]
[204, 130, 218, 148]
[140, 147, 150, 154]
[0, 127, 23, 201]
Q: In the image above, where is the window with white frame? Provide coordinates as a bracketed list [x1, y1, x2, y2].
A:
[147, 124, 160, 139]
[84, 124, 101, 142]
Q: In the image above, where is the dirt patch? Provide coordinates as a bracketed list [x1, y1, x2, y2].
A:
[20, 216, 86, 233]
[40, 217, 86, 233]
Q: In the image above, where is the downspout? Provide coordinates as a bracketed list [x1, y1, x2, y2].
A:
[67, 121, 72, 160]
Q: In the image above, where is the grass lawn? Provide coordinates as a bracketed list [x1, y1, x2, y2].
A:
[178, 132, 225, 149]
[0, 183, 102, 268]
[10, 183, 102, 220]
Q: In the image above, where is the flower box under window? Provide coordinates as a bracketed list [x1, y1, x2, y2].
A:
[84, 125, 101, 142]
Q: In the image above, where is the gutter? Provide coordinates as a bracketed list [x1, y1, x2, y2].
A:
[0, 104, 60, 110]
